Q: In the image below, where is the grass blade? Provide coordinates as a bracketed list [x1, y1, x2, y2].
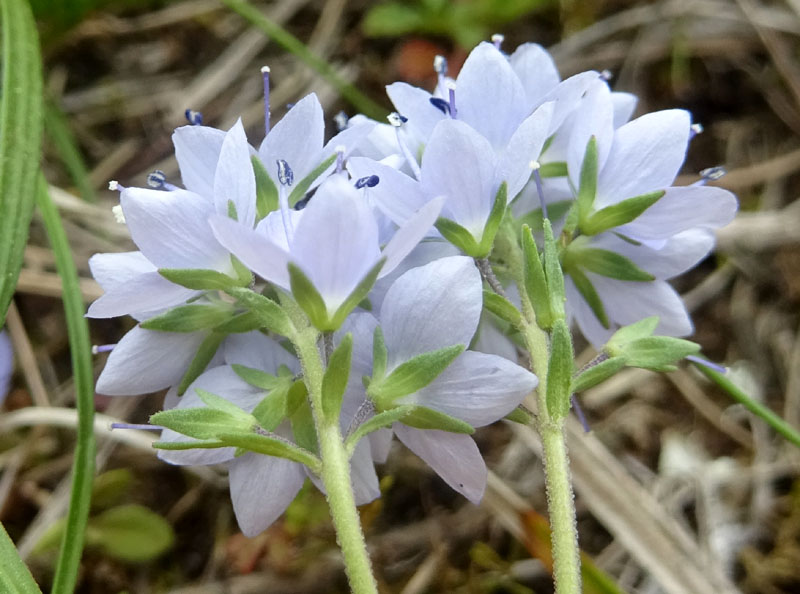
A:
[0, 523, 41, 593]
[0, 0, 44, 326]
[37, 177, 97, 594]
[44, 100, 97, 203]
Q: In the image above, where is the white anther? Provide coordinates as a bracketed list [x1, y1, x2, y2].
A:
[112, 204, 126, 224]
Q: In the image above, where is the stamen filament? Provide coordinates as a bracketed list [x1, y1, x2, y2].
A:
[262, 65, 271, 136]
[92, 344, 116, 355]
[530, 161, 548, 219]
[110, 423, 162, 431]
[388, 112, 422, 180]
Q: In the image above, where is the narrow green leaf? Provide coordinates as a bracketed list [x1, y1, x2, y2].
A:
[569, 247, 655, 281]
[44, 101, 96, 203]
[330, 258, 385, 329]
[400, 405, 475, 434]
[568, 267, 609, 329]
[542, 220, 566, 322]
[546, 319, 574, 420]
[213, 310, 262, 333]
[159, 268, 242, 291]
[251, 384, 290, 432]
[483, 290, 522, 326]
[322, 333, 353, 420]
[372, 326, 388, 381]
[232, 364, 281, 390]
[87, 504, 174, 563]
[505, 405, 534, 425]
[623, 336, 700, 372]
[38, 180, 95, 594]
[538, 161, 568, 178]
[521, 224, 553, 329]
[151, 439, 227, 451]
[288, 384, 318, 453]
[225, 286, 292, 336]
[252, 155, 278, 218]
[288, 262, 330, 330]
[477, 181, 508, 256]
[0, 523, 42, 594]
[0, 0, 44, 326]
[606, 316, 659, 350]
[150, 407, 251, 440]
[435, 217, 481, 256]
[139, 304, 234, 333]
[571, 356, 626, 393]
[372, 344, 464, 402]
[576, 136, 598, 224]
[216, 431, 321, 471]
[582, 191, 664, 236]
[177, 332, 226, 395]
[194, 388, 253, 420]
[345, 405, 413, 455]
[288, 153, 337, 207]
[691, 360, 800, 450]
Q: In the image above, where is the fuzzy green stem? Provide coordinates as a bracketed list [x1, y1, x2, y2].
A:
[292, 327, 378, 594]
[514, 258, 581, 594]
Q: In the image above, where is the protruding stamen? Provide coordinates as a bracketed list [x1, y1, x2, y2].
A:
[692, 166, 727, 186]
[530, 160, 548, 219]
[690, 122, 703, 139]
[387, 112, 422, 180]
[111, 205, 126, 224]
[261, 65, 271, 136]
[433, 55, 448, 76]
[147, 170, 178, 191]
[600, 69, 613, 81]
[491, 33, 504, 50]
[333, 110, 349, 132]
[110, 423, 162, 431]
[92, 343, 116, 355]
[429, 97, 450, 115]
[446, 80, 457, 119]
[355, 175, 379, 189]
[184, 109, 203, 126]
[108, 180, 124, 192]
[686, 355, 727, 374]
[276, 159, 293, 186]
[334, 145, 346, 174]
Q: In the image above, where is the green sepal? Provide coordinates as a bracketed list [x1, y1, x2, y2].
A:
[538, 161, 568, 178]
[567, 266, 609, 329]
[227, 199, 238, 221]
[232, 364, 282, 390]
[344, 405, 413, 454]
[288, 261, 330, 330]
[483, 290, 522, 327]
[542, 219, 566, 322]
[252, 155, 278, 218]
[195, 388, 254, 421]
[159, 268, 246, 291]
[577, 136, 598, 224]
[606, 316, 659, 349]
[225, 286, 292, 336]
[620, 336, 700, 372]
[546, 319, 574, 421]
[566, 246, 655, 281]
[287, 382, 318, 453]
[329, 258, 385, 330]
[516, 200, 572, 233]
[231, 255, 254, 286]
[400, 405, 475, 434]
[213, 310, 262, 334]
[150, 406, 253, 441]
[435, 217, 481, 256]
[521, 224, 553, 329]
[571, 356, 626, 393]
[477, 181, 508, 257]
[370, 344, 464, 403]
[216, 431, 321, 472]
[582, 190, 664, 236]
[140, 303, 234, 333]
[505, 405, 533, 425]
[321, 333, 353, 421]
[372, 326, 388, 381]
[251, 383, 291, 432]
[177, 331, 226, 395]
[288, 153, 338, 207]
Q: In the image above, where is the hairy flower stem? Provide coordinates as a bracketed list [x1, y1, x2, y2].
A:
[475, 257, 507, 298]
[292, 326, 379, 594]
[514, 258, 581, 593]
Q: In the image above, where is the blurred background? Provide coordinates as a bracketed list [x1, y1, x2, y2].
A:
[3, 0, 800, 592]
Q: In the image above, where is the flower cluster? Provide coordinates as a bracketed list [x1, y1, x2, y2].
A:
[90, 39, 736, 537]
